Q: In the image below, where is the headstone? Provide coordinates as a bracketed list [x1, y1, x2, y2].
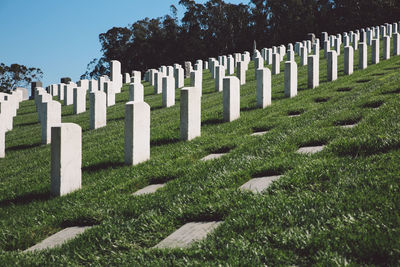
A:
[184, 61, 192, 78]
[0, 126, 4, 158]
[190, 70, 202, 96]
[352, 33, 358, 51]
[162, 75, 175, 107]
[124, 101, 150, 165]
[300, 46, 308, 66]
[272, 53, 280, 75]
[359, 42, 367, 70]
[215, 66, 225, 92]
[223, 76, 240, 122]
[286, 50, 295, 61]
[51, 123, 82, 196]
[308, 55, 319, 89]
[15, 87, 28, 101]
[129, 82, 144, 102]
[110, 60, 122, 93]
[64, 84, 74, 106]
[104, 81, 115, 106]
[327, 50, 338, 81]
[174, 66, 184, 89]
[284, 61, 298, 98]
[154, 222, 222, 249]
[383, 35, 390, 60]
[58, 83, 65, 100]
[24, 226, 91, 252]
[124, 73, 131, 84]
[41, 101, 61, 144]
[89, 91, 107, 130]
[344, 46, 354, 75]
[371, 39, 380, 64]
[154, 72, 164, 94]
[308, 33, 316, 43]
[334, 37, 341, 55]
[31, 81, 43, 99]
[394, 33, 400, 56]
[227, 56, 234, 75]
[73, 88, 86, 114]
[323, 40, 330, 58]
[60, 77, 71, 84]
[180, 87, 201, 141]
[88, 80, 98, 93]
[236, 61, 246, 85]
[256, 68, 271, 108]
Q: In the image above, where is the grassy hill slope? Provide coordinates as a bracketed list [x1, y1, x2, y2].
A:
[1, 42, 400, 265]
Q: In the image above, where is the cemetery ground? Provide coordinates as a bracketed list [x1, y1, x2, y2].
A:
[1, 42, 400, 265]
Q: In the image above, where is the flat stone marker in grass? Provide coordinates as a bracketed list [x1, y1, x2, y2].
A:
[297, 145, 325, 154]
[24, 226, 91, 252]
[154, 221, 222, 249]
[251, 131, 268, 136]
[240, 175, 282, 193]
[341, 124, 357, 129]
[132, 184, 165, 196]
[201, 153, 226, 161]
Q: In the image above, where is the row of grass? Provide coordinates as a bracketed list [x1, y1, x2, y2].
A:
[0, 37, 400, 265]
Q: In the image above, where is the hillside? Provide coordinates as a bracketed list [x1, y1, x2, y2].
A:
[1, 40, 400, 265]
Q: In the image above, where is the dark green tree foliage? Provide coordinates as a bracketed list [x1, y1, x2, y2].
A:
[0, 63, 43, 93]
[82, 0, 400, 79]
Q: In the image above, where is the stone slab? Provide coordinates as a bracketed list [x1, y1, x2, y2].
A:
[201, 153, 226, 161]
[240, 175, 281, 193]
[251, 131, 268, 136]
[25, 226, 91, 252]
[133, 184, 165, 196]
[297, 145, 325, 154]
[154, 221, 222, 249]
[341, 124, 357, 129]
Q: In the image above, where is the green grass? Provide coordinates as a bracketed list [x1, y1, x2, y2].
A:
[1, 39, 400, 266]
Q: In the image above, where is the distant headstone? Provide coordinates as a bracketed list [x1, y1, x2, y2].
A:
[371, 39, 380, 64]
[215, 66, 225, 92]
[359, 42, 367, 70]
[184, 61, 192, 78]
[162, 75, 175, 108]
[31, 81, 42, 99]
[344, 46, 354, 75]
[383, 35, 390, 60]
[51, 123, 82, 196]
[236, 61, 246, 85]
[41, 100, 61, 144]
[300, 46, 308, 66]
[89, 91, 107, 130]
[223, 76, 240, 122]
[394, 33, 400, 56]
[256, 68, 271, 108]
[327, 50, 338, 81]
[272, 53, 280, 75]
[104, 81, 115, 106]
[60, 77, 71, 84]
[284, 61, 298, 98]
[174, 67, 184, 89]
[308, 55, 319, 89]
[154, 72, 164, 94]
[180, 87, 201, 141]
[124, 101, 150, 165]
[63, 84, 74, 106]
[129, 82, 144, 102]
[73, 88, 86, 114]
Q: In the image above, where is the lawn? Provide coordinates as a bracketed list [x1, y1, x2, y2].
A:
[1, 39, 400, 266]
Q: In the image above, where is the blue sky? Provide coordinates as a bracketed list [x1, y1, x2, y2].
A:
[0, 0, 247, 88]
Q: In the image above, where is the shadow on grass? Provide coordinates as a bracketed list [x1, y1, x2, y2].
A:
[202, 118, 224, 126]
[241, 105, 259, 112]
[0, 191, 53, 207]
[82, 161, 125, 173]
[6, 142, 41, 152]
[107, 117, 124, 123]
[15, 121, 38, 127]
[151, 137, 180, 147]
[151, 105, 164, 111]
[382, 88, 400, 95]
[337, 87, 353, 92]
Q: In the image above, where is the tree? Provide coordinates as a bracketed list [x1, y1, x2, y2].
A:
[0, 63, 43, 93]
